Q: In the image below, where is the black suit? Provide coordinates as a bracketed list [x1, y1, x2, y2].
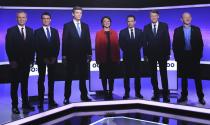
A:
[5, 25, 35, 107]
[143, 22, 171, 98]
[34, 27, 60, 104]
[62, 21, 92, 99]
[119, 28, 143, 96]
[172, 25, 204, 99]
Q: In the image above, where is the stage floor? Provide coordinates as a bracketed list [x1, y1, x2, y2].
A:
[1, 78, 210, 124]
[42, 109, 209, 125]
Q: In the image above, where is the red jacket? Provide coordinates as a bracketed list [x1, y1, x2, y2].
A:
[95, 29, 120, 64]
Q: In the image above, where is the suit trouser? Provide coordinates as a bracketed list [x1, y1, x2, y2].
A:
[123, 61, 141, 96]
[148, 56, 169, 98]
[37, 62, 56, 103]
[11, 63, 30, 107]
[64, 61, 88, 99]
[177, 52, 204, 99]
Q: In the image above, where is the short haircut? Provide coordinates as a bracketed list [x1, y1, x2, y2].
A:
[127, 15, 136, 21]
[16, 10, 27, 17]
[101, 16, 112, 27]
[181, 12, 191, 18]
[41, 12, 51, 19]
[150, 10, 160, 15]
[72, 6, 83, 13]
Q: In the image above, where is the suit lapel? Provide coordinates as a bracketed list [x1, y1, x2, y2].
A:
[41, 27, 49, 42]
[180, 27, 186, 47]
[71, 21, 81, 38]
[15, 26, 25, 40]
[126, 28, 130, 39]
[156, 23, 161, 37]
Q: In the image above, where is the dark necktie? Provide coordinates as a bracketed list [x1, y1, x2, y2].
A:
[46, 27, 51, 42]
[21, 27, 25, 40]
[153, 24, 157, 36]
[130, 28, 134, 39]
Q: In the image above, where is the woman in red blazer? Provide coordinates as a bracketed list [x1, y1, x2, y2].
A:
[95, 16, 120, 100]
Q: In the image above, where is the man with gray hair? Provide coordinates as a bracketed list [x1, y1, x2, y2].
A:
[6, 11, 35, 114]
[172, 12, 205, 105]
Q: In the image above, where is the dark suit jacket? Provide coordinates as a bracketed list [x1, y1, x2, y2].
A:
[143, 22, 171, 57]
[172, 25, 203, 61]
[119, 28, 143, 61]
[5, 25, 35, 64]
[34, 27, 60, 64]
[62, 21, 92, 62]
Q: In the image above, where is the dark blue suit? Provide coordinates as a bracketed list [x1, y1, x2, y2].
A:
[34, 27, 60, 104]
[6, 25, 35, 107]
[119, 27, 143, 96]
[62, 21, 92, 100]
[143, 22, 171, 99]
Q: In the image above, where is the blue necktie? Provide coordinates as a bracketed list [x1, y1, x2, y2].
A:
[46, 27, 51, 42]
[76, 23, 81, 37]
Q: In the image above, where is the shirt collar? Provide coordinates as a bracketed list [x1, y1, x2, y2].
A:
[152, 21, 159, 26]
[183, 25, 191, 29]
[18, 25, 25, 29]
[73, 19, 81, 25]
[128, 27, 135, 31]
[43, 26, 51, 29]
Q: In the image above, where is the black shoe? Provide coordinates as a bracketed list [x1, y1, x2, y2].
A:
[163, 97, 170, 103]
[199, 99, 206, 105]
[107, 91, 113, 100]
[12, 107, 20, 114]
[63, 99, 70, 105]
[151, 95, 160, 101]
[177, 97, 187, 103]
[123, 94, 129, 100]
[135, 94, 143, 99]
[49, 101, 58, 107]
[22, 104, 35, 111]
[38, 103, 43, 109]
[81, 96, 91, 102]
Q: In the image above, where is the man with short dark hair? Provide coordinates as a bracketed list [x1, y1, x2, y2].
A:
[62, 6, 92, 104]
[34, 12, 60, 108]
[119, 15, 144, 99]
[143, 10, 171, 102]
[6, 11, 35, 114]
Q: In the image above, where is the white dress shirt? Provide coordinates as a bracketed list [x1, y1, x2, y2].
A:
[43, 26, 51, 38]
[73, 19, 81, 31]
[18, 25, 26, 40]
[128, 27, 135, 39]
[151, 21, 159, 33]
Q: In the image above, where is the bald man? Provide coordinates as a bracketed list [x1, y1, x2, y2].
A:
[172, 12, 205, 105]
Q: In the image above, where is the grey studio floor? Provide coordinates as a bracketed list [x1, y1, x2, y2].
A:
[1, 76, 210, 124]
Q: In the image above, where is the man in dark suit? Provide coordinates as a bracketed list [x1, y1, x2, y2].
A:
[5, 11, 35, 114]
[172, 12, 205, 105]
[62, 6, 92, 104]
[119, 15, 144, 99]
[34, 12, 60, 108]
[143, 10, 171, 102]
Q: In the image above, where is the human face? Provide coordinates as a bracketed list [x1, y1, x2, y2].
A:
[42, 15, 51, 27]
[150, 12, 159, 23]
[103, 18, 111, 28]
[16, 12, 27, 26]
[72, 10, 82, 21]
[127, 17, 136, 28]
[181, 12, 192, 26]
